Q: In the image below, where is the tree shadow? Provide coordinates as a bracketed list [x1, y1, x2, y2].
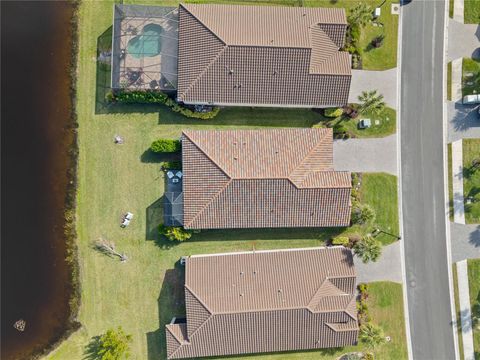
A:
[469, 225, 480, 248]
[450, 103, 480, 132]
[147, 266, 186, 360]
[83, 335, 101, 360]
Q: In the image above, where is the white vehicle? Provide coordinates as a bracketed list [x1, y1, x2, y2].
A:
[462, 94, 480, 104]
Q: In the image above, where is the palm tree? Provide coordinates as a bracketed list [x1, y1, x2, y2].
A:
[353, 235, 382, 263]
[358, 90, 386, 116]
[348, 3, 373, 28]
[360, 323, 386, 348]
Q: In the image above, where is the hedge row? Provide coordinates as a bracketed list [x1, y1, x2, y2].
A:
[109, 90, 220, 119]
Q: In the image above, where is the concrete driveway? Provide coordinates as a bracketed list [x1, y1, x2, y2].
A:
[349, 68, 397, 109]
[447, 20, 480, 61]
[354, 241, 402, 284]
[447, 101, 480, 142]
[333, 135, 397, 175]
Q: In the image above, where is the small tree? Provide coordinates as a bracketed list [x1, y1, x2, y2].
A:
[348, 3, 373, 28]
[353, 235, 382, 263]
[360, 322, 386, 349]
[358, 90, 386, 116]
[159, 224, 192, 242]
[351, 204, 376, 225]
[150, 139, 181, 153]
[97, 327, 132, 360]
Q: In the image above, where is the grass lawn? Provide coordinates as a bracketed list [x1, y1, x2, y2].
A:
[449, 143, 454, 221]
[468, 259, 480, 358]
[464, 0, 480, 24]
[453, 264, 465, 360]
[463, 139, 480, 224]
[448, 61, 452, 101]
[463, 58, 480, 98]
[46, 1, 402, 359]
[450, 0, 455, 18]
[315, 106, 396, 138]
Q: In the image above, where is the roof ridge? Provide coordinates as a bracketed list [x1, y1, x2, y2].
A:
[307, 277, 347, 311]
[288, 129, 333, 187]
[308, 25, 342, 74]
[165, 324, 187, 345]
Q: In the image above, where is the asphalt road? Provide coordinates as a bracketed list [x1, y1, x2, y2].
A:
[400, 1, 456, 359]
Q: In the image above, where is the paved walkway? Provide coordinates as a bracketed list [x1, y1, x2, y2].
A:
[453, 0, 464, 23]
[453, 139, 466, 224]
[456, 260, 476, 360]
[452, 58, 463, 102]
[447, 102, 480, 142]
[447, 20, 480, 61]
[349, 68, 397, 109]
[333, 135, 397, 175]
[451, 223, 480, 262]
[354, 241, 402, 284]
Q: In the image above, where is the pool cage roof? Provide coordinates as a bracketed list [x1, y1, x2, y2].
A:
[111, 4, 179, 91]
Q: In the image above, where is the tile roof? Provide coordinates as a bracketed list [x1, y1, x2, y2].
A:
[165, 247, 358, 359]
[177, 3, 351, 107]
[182, 128, 352, 229]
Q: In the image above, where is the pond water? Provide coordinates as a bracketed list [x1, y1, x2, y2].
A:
[1, 2, 75, 359]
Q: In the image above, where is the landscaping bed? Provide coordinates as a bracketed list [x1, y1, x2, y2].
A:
[462, 58, 480, 98]
[463, 139, 480, 223]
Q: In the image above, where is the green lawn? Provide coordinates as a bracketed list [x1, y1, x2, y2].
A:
[468, 259, 480, 359]
[448, 61, 453, 101]
[462, 58, 480, 98]
[315, 106, 396, 138]
[449, 143, 454, 221]
[450, 0, 455, 18]
[464, 0, 480, 24]
[463, 139, 480, 224]
[46, 0, 401, 359]
[453, 264, 465, 360]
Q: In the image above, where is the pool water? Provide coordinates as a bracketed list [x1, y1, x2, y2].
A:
[127, 23, 163, 59]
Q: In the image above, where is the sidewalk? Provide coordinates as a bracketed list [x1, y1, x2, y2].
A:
[452, 140, 466, 224]
[453, 0, 464, 24]
[456, 260, 475, 360]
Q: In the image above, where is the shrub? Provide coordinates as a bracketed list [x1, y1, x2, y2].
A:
[358, 283, 369, 295]
[160, 161, 182, 170]
[159, 224, 192, 242]
[360, 323, 386, 349]
[363, 353, 374, 360]
[333, 123, 348, 138]
[151, 139, 181, 153]
[332, 236, 350, 246]
[324, 107, 344, 118]
[353, 235, 382, 263]
[351, 204, 376, 225]
[97, 327, 132, 360]
[113, 90, 220, 119]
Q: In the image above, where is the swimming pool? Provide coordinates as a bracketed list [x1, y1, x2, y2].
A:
[127, 23, 163, 59]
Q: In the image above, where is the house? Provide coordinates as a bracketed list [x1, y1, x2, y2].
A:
[180, 128, 352, 229]
[165, 246, 359, 359]
[177, 4, 351, 108]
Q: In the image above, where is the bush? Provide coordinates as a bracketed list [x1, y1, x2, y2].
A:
[353, 235, 382, 263]
[333, 123, 348, 138]
[151, 139, 181, 153]
[159, 224, 192, 242]
[351, 204, 376, 225]
[324, 107, 344, 118]
[363, 353, 374, 360]
[113, 90, 220, 119]
[160, 161, 182, 170]
[332, 236, 350, 246]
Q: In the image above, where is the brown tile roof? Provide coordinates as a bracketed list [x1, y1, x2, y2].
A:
[165, 247, 358, 359]
[177, 3, 351, 107]
[182, 128, 352, 229]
